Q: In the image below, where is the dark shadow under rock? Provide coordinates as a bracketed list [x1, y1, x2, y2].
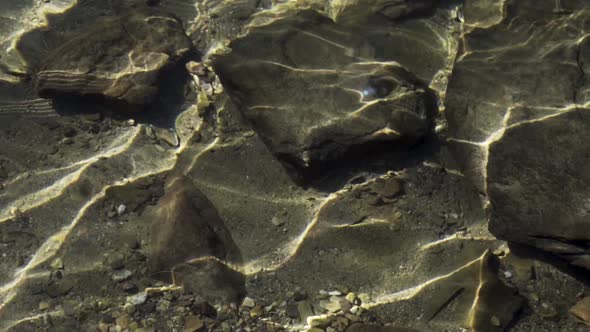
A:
[145, 175, 241, 278]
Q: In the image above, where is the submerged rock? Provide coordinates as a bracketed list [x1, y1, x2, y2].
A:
[468, 252, 524, 332]
[212, 7, 453, 170]
[570, 296, 590, 325]
[146, 176, 240, 275]
[445, 0, 590, 269]
[328, 0, 436, 25]
[31, 9, 192, 106]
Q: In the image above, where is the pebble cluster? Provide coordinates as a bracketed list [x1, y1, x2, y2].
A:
[35, 285, 379, 331]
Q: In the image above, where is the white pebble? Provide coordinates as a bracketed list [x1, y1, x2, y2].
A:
[112, 269, 132, 282]
[117, 204, 127, 215]
[328, 290, 342, 296]
[350, 305, 360, 314]
[271, 216, 285, 227]
[127, 292, 147, 305]
[504, 270, 513, 279]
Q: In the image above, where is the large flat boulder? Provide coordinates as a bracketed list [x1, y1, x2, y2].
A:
[32, 9, 193, 106]
[445, 0, 590, 268]
[212, 6, 457, 170]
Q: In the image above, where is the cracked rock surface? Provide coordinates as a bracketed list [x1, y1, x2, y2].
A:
[29, 9, 193, 106]
[445, 0, 590, 270]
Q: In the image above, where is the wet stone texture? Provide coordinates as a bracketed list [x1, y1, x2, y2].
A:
[32, 9, 193, 106]
[327, 0, 436, 25]
[212, 5, 453, 170]
[146, 176, 241, 275]
[445, 0, 590, 270]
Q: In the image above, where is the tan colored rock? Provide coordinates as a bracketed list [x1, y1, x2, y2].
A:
[308, 328, 325, 332]
[30, 9, 192, 106]
[183, 315, 204, 332]
[146, 176, 240, 274]
[50, 257, 63, 270]
[570, 297, 590, 324]
[115, 314, 130, 329]
[38, 301, 49, 310]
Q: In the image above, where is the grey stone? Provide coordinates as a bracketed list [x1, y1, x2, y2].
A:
[46, 277, 75, 298]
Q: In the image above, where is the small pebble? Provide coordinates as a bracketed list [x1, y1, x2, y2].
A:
[271, 216, 285, 227]
[345, 292, 356, 303]
[50, 257, 63, 270]
[241, 297, 255, 308]
[63, 301, 77, 316]
[39, 301, 50, 310]
[358, 293, 371, 305]
[105, 253, 125, 270]
[184, 315, 204, 332]
[120, 281, 137, 293]
[116, 314, 130, 329]
[124, 303, 136, 314]
[117, 204, 127, 216]
[320, 297, 343, 313]
[345, 312, 361, 322]
[308, 315, 330, 327]
[250, 305, 263, 318]
[490, 315, 501, 326]
[112, 269, 133, 282]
